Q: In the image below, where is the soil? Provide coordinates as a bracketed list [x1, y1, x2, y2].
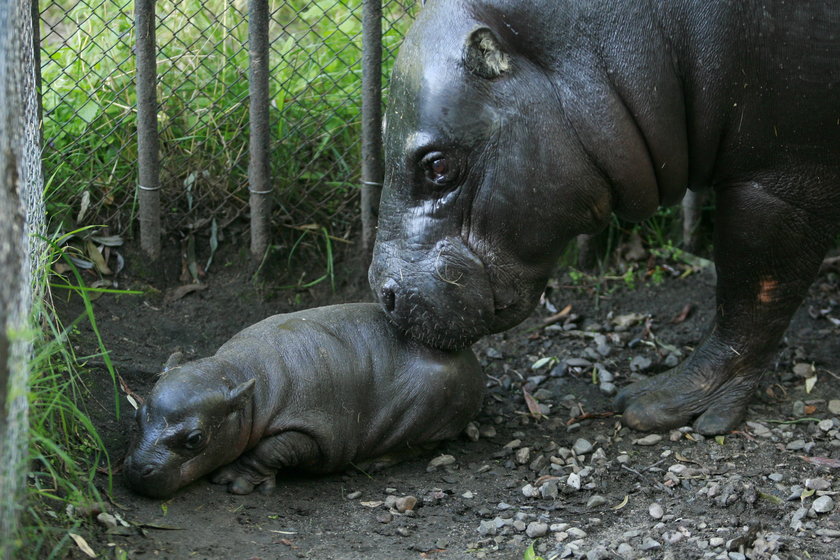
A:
[56, 235, 840, 560]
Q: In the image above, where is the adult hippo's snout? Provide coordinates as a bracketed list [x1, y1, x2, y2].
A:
[370, 234, 548, 351]
[370, 236, 497, 350]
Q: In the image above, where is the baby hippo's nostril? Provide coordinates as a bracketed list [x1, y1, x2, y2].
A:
[381, 280, 397, 313]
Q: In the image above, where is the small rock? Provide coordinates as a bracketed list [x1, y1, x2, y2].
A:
[616, 543, 634, 558]
[522, 484, 539, 498]
[376, 511, 393, 523]
[709, 537, 724, 547]
[648, 503, 664, 519]
[396, 527, 411, 537]
[513, 519, 527, 532]
[96, 512, 118, 530]
[599, 382, 617, 396]
[829, 399, 840, 415]
[818, 419, 834, 432]
[586, 546, 610, 560]
[427, 454, 456, 470]
[566, 472, 581, 490]
[540, 479, 560, 500]
[462, 490, 474, 499]
[486, 347, 503, 359]
[516, 447, 531, 465]
[526, 522, 549, 538]
[668, 463, 687, 475]
[586, 495, 607, 508]
[793, 363, 814, 377]
[746, 421, 772, 438]
[815, 528, 840, 537]
[633, 434, 663, 446]
[573, 438, 594, 455]
[664, 353, 680, 368]
[567, 358, 593, 368]
[465, 422, 480, 442]
[630, 356, 652, 372]
[478, 519, 497, 536]
[591, 448, 607, 462]
[346, 491, 362, 500]
[395, 496, 417, 512]
[567, 527, 587, 539]
[640, 537, 661, 550]
[728, 553, 746, 560]
[550, 363, 568, 377]
[785, 439, 808, 451]
[805, 478, 830, 491]
[812, 496, 835, 514]
[768, 473, 784, 483]
[479, 425, 497, 438]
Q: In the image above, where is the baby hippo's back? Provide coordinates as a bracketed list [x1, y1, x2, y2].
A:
[218, 303, 485, 471]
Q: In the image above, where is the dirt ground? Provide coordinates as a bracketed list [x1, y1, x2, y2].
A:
[57, 234, 840, 560]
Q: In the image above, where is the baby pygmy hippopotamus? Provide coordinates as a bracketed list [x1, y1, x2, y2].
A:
[123, 303, 484, 498]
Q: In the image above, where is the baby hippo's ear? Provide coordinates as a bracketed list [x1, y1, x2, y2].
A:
[227, 378, 256, 411]
[163, 351, 184, 372]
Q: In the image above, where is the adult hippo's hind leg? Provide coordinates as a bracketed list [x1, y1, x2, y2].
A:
[615, 179, 836, 434]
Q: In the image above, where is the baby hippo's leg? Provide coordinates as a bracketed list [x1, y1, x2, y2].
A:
[211, 431, 320, 495]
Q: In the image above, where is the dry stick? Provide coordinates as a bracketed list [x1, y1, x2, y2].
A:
[360, 0, 383, 262]
[248, 0, 271, 261]
[135, 0, 160, 260]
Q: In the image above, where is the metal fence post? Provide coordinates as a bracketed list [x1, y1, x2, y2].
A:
[360, 0, 383, 261]
[248, 0, 271, 262]
[135, 0, 160, 260]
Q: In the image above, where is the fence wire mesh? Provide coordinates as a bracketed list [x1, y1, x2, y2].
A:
[1, 0, 45, 555]
[40, 0, 417, 251]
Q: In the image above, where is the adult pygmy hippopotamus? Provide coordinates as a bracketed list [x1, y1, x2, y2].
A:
[369, 0, 840, 435]
[123, 303, 484, 498]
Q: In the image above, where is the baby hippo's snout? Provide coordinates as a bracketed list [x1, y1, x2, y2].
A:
[123, 449, 182, 499]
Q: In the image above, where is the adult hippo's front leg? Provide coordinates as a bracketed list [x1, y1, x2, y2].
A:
[616, 180, 836, 434]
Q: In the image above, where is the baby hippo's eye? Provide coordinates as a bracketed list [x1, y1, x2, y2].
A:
[184, 430, 204, 450]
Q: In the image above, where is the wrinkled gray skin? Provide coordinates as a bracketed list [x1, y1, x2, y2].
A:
[369, 0, 840, 435]
[123, 304, 484, 498]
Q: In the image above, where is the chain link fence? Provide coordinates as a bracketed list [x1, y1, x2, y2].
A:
[1, 0, 45, 555]
[40, 0, 418, 255]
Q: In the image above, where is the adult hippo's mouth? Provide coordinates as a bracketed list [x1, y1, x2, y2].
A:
[369, 235, 545, 351]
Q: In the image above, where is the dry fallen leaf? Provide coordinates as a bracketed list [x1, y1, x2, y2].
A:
[69, 533, 96, 558]
[85, 240, 112, 275]
[671, 303, 693, 324]
[523, 388, 545, 420]
[799, 455, 840, 469]
[612, 495, 630, 510]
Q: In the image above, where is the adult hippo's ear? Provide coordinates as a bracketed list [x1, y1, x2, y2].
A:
[464, 28, 511, 79]
[226, 378, 256, 411]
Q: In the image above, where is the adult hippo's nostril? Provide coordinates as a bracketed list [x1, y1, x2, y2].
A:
[380, 279, 397, 313]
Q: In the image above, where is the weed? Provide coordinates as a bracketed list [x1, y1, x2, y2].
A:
[15, 226, 139, 557]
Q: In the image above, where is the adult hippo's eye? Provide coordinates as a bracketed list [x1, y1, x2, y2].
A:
[184, 430, 204, 450]
[420, 151, 458, 186]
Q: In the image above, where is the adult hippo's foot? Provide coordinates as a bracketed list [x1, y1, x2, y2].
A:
[618, 183, 835, 435]
[614, 336, 761, 435]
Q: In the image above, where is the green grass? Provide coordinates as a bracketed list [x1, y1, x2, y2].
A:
[41, 0, 415, 285]
[11, 229, 125, 559]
